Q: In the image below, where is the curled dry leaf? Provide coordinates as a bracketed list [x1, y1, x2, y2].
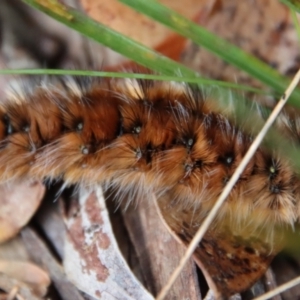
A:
[63, 187, 154, 300]
[155, 192, 283, 299]
[0, 181, 45, 243]
[0, 272, 41, 300]
[0, 237, 49, 300]
[0, 260, 50, 297]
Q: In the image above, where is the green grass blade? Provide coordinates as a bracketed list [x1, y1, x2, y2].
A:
[291, 8, 300, 47]
[118, 0, 300, 107]
[0, 68, 265, 93]
[22, 0, 196, 78]
[281, 0, 300, 12]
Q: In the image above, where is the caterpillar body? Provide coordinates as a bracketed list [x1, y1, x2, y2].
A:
[1, 76, 300, 297]
[1, 77, 299, 227]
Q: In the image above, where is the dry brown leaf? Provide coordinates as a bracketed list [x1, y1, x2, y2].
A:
[0, 181, 45, 243]
[63, 187, 154, 300]
[0, 260, 50, 297]
[122, 197, 201, 299]
[154, 192, 283, 298]
[0, 236, 50, 300]
[80, 0, 204, 50]
[182, 0, 300, 85]
[0, 272, 42, 300]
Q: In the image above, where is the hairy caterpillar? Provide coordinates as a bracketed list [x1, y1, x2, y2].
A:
[1, 75, 300, 297]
